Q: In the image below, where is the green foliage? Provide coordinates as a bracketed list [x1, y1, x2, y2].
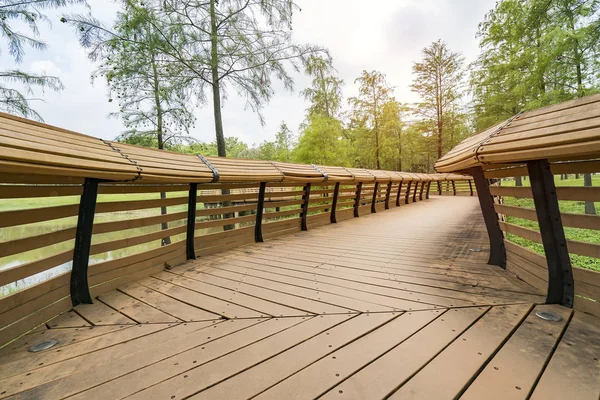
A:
[472, 0, 600, 130]
[293, 114, 350, 166]
[0, 0, 86, 120]
[348, 70, 395, 169]
[411, 40, 467, 159]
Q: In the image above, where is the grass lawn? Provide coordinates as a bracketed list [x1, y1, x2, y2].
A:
[501, 175, 600, 271]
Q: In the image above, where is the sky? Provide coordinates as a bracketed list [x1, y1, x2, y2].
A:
[3, 0, 497, 146]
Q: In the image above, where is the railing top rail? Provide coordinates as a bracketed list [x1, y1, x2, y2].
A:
[435, 93, 600, 173]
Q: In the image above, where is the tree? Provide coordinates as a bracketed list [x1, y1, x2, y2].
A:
[411, 40, 466, 159]
[293, 114, 350, 166]
[70, 0, 324, 157]
[89, 3, 197, 150]
[0, 0, 86, 120]
[348, 70, 394, 169]
[273, 121, 294, 161]
[301, 55, 343, 119]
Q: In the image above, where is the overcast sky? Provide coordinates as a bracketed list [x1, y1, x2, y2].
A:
[3, 0, 497, 146]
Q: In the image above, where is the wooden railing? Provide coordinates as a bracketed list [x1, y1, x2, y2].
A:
[435, 94, 600, 318]
[0, 112, 473, 346]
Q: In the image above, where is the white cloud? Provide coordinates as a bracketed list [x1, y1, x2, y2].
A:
[1, 0, 497, 145]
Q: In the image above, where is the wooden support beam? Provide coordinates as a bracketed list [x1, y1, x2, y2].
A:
[396, 182, 403, 207]
[437, 181, 442, 195]
[452, 180, 457, 196]
[70, 178, 98, 306]
[419, 181, 426, 201]
[405, 181, 412, 204]
[412, 181, 419, 203]
[471, 167, 506, 268]
[469, 180, 474, 196]
[371, 182, 379, 213]
[354, 182, 362, 218]
[527, 159, 574, 307]
[330, 182, 340, 224]
[186, 183, 198, 260]
[426, 181, 431, 200]
[384, 182, 392, 210]
[255, 182, 266, 242]
[301, 183, 312, 231]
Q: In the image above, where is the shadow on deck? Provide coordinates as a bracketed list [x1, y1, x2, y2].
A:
[1, 197, 598, 399]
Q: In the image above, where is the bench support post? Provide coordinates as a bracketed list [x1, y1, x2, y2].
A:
[452, 180, 457, 196]
[471, 167, 506, 269]
[70, 178, 99, 306]
[354, 183, 362, 218]
[186, 183, 198, 260]
[437, 181, 442, 195]
[371, 182, 379, 213]
[330, 182, 340, 224]
[419, 181, 425, 201]
[396, 182, 403, 207]
[412, 181, 419, 203]
[469, 180, 474, 196]
[255, 182, 266, 242]
[384, 182, 392, 209]
[527, 159, 574, 307]
[405, 181, 412, 204]
[301, 183, 312, 231]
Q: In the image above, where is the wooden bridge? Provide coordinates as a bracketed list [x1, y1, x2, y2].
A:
[0, 95, 599, 399]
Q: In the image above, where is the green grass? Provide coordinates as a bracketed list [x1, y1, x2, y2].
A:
[501, 175, 600, 271]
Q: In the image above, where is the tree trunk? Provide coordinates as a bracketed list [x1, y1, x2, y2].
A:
[210, 0, 226, 158]
[584, 173, 596, 215]
[152, 52, 171, 246]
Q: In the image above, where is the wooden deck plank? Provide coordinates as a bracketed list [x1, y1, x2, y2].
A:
[12, 319, 259, 400]
[192, 312, 398, 399]
[255, 310, 441, 400]
[530, 311, 600, 400]
[389, 303, 533, 399]
[0, 323, 175, 391]
[118, 281, 222, 322]
[195, 261, 437, 311]
[98, 290, 181, 324]
[168, 269, 352, 315]
[153, 271, 313, 317]
[138, 276, 267, 318]
[125, 315, 353, 400]
[320, 307, 488, 399]
[46, 311, 90, 329]
[74, 300, 136, 326]
[460, 304, 572, 400]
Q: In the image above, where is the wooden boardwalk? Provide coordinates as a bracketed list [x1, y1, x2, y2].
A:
[1, 197, 599, 400]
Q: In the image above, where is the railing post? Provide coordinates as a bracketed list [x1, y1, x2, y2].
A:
[426, 181, 431, 200]
[471, 167, 506, 268]
[469, 180, 474, 196]
[452, 180, 457, 196]
[371, 182, 379, 213]
[384, 182, 392, 209]
[186, 183, 198, 260]
[396, 182, 403, 207]
[437, 181, 442, 195]
[330, 182, 340, 224]
[412, 181, 419, 203]
[70, 178, 99, 306]
[419, 180, 425, 201]
[405, 181, 412, 204]
[527, 159, 574, 307]
[354, 182, 362, 218]
[301, 183, 312, 231]
[255, 182, 266, 242]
